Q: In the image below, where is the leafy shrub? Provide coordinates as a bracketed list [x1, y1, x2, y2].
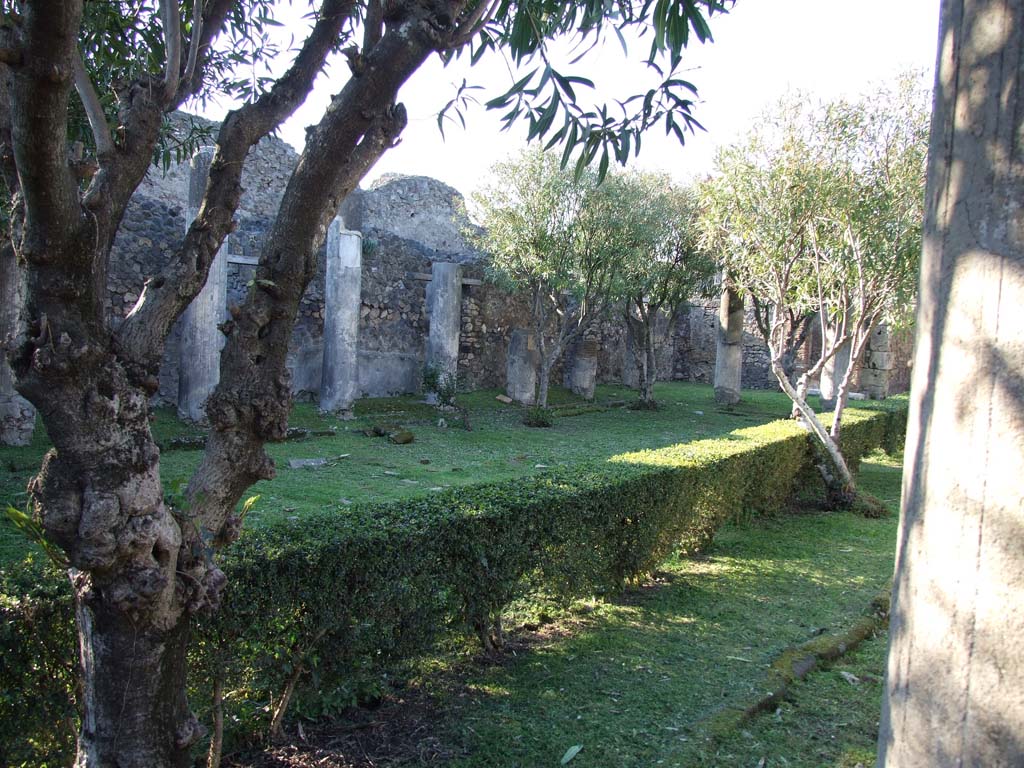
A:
[0, 404, 906, 761]
[522, 406, 553, 427]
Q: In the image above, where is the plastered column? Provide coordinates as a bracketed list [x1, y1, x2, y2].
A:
[506, 329, 538, 405]
[564, 339, 599, 400]
[878, 1, 1024, 764]
[818, 332, 851, 410]
[713, 285, 744, 405]
[178, 148, 228, 423]
[426, 261, 462, 384]
[319, 219, 362, 417]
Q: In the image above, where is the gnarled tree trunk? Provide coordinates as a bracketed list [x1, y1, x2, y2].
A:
[4, 1, 438, 765]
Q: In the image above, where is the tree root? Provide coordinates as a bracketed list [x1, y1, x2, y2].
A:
[693, 588, 891, 742]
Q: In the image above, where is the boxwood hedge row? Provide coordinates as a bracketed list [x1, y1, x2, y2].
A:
[0, 404, 906, 765]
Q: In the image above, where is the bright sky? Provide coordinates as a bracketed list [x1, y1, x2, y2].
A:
[198, 0, 942, 198]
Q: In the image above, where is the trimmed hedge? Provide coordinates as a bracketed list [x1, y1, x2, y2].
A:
[0, 403, 906, 765]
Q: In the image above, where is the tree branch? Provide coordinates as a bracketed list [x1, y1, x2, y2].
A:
[363, 0, 383, 52]
[72, 48, 114, 157]
[184, 8, 436, 541]
[447, 0, 500, 49]
[117, 0, 358, 368]
[182, 0, 204, 89]
[9, 0, 82, 259]
[161, 0, 182, 101]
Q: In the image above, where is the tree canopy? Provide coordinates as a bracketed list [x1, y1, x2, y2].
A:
[700, 79, 929, 501]
[472, 147, 622, 409]
[610, 172, 715, 405]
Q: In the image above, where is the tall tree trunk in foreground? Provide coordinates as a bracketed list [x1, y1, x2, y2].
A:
[4, 2, 433, 764]
[878, 0, 1024, 764]
[713, 285, 744, 405]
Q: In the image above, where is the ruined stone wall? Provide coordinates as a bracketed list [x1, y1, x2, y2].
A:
[101, 113, 906, 407]
[457, 276, 533, 390]
[341, 174, 481, 261]
[672, 300, 774, 390]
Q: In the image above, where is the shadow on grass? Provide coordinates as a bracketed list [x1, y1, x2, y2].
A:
[215, 455, 903, 768]
[396, 454, 904, 768]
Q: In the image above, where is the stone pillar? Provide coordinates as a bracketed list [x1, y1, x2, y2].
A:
[620, 331, 640, 389]
[506, 329, 538, 405]
[713, 286, 744, 405]
[178, 148, 228, 423]
[319, 219, 362, 417]
[0, 245, 34, 445]
[859, 323, 892, 400]
[878, 2, 1024, 765]
[818, 329, 851, 411]
[426, 261, 463, 384]
[564, 339, 599, 400]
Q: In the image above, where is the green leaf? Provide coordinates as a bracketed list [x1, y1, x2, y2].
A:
[597, 146, 610, 183]
[561, 745, 583, 764]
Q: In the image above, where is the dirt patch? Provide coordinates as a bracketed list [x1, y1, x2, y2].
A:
[222, 696, 457, 768]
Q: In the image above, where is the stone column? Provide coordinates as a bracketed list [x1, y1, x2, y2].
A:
[319, 219, 362, 417]
[0, 245, 34, 445]
[858, 323, 892, 400]
[713, 285, 744, 405]
[426, 261, 462, 384]
[506, 329, 538, 404]
[620, 330, 641, 389]
[564, 339, 599, 400]
[818, 333, 851, 411]
[178, 148, 228, 423]
[879, 2, 1024, 765]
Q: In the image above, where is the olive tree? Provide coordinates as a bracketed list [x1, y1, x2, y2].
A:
[612, 173, 715, 407]
[702, 83, 927, 503]
[473, 147, 625, 410]
[0, 0, 727, 764]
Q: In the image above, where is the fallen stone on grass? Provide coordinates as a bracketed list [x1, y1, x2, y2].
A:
[162, 435, 207, 451]
[288, 457, 327, 469]
[287, 454, 351, 470]
[495, 394, 514, 404]
[388, 430, 415, 444]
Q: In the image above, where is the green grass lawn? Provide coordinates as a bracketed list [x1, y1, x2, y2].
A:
[407, 450, 902, 768]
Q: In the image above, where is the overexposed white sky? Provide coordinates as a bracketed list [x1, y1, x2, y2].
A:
[197, 0, 942, 197]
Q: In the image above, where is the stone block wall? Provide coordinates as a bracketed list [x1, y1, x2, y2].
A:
[456, 277, 533, 390]
[97, 113, 908, 413]
[673, 301, 774, 390]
